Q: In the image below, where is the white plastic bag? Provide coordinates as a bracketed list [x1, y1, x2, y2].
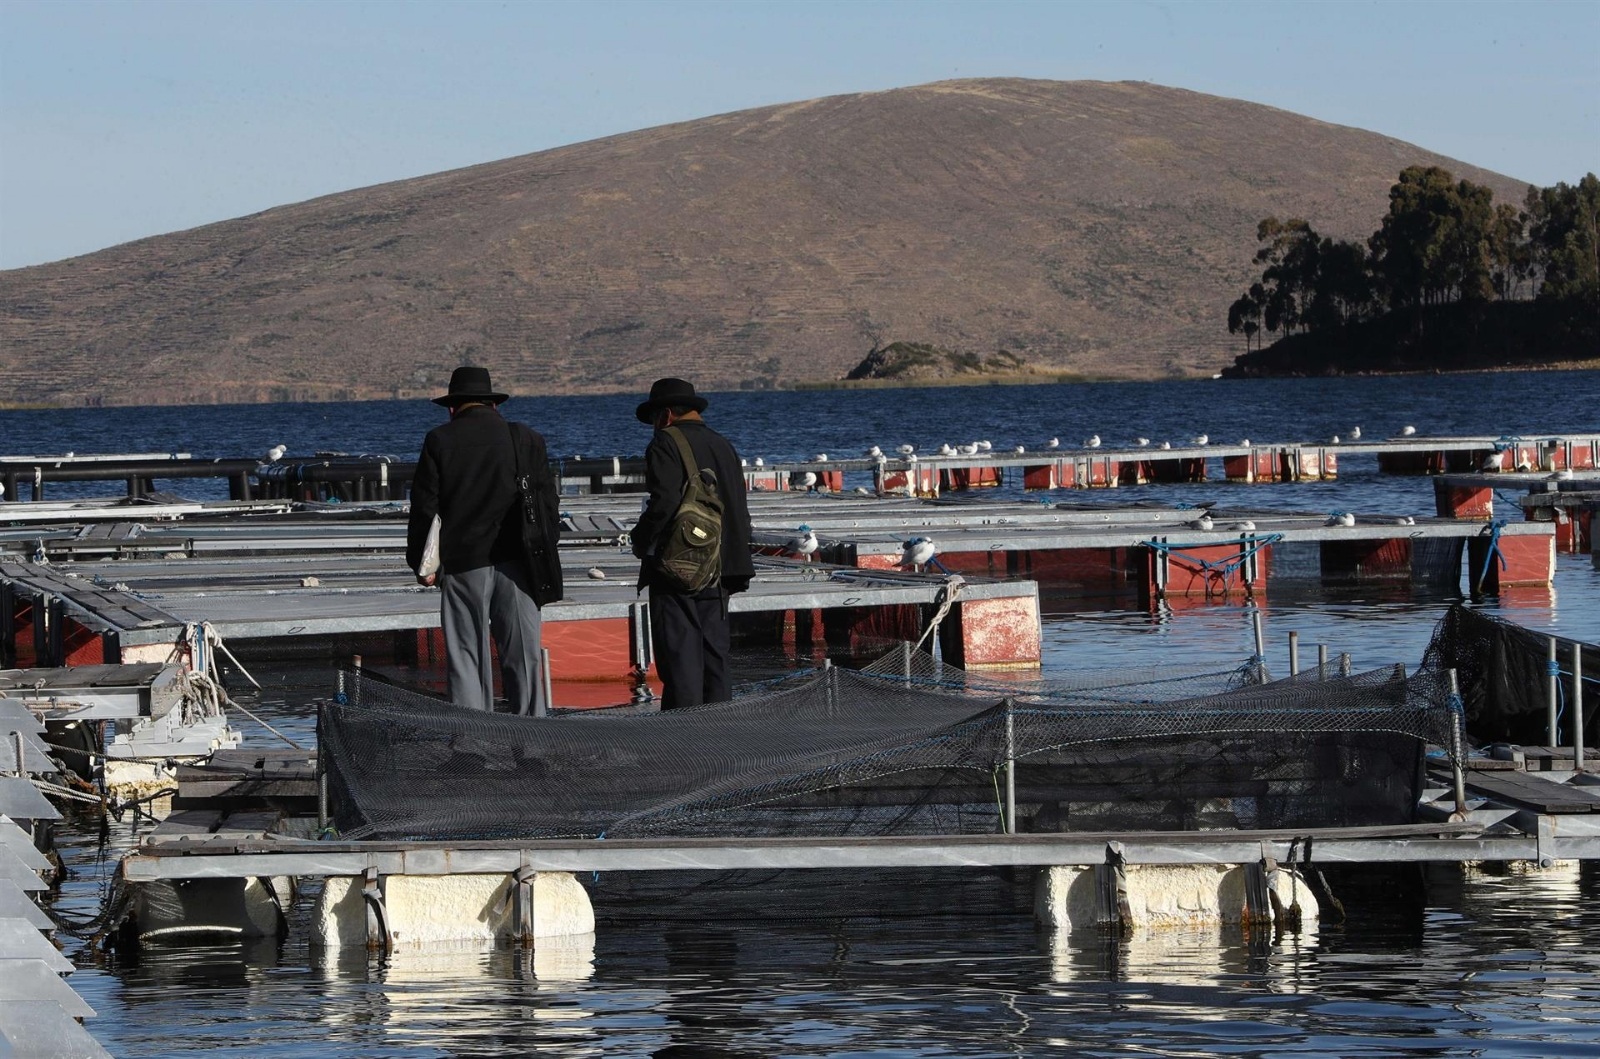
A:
[417, 515, 442, 577]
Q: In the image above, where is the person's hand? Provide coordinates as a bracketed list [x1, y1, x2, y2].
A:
[417, 572, 437, 587]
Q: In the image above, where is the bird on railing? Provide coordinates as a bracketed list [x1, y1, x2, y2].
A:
[1014, 445, 1026, 454]
[977, 440, 993, 452]
[897, 443, 916, 455]
[1231, 520, 1256, 532]
[1084, 434, 1101, 449]
[1330, 435, 1340, 444]
[1134, 437, 1151, 447]
[866, 445, 883, 459]
[812, 453, 829, 463]
[901, 535, 941, 572]
[1239, 439, 1251, 447]
[958, 442, 980, 456]
[1400, 425, 1417, 436]
[1045, 437, 1060, 450]
[1160, 441, 1173, 450]
[797, 470, 818, 491]
[939, 443, 957, 457]
[1325, 512, 1356, 527]
[753, 457, 765, 468]
[265, 444, 287, 463]
[1192, 434, 1209, 446]
[787, 525, 819, 560]
[1350, 426, 1362, 440]
[1188, 513, 1214, 531]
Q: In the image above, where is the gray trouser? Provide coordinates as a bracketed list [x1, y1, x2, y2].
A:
[439, 561, 544, 714]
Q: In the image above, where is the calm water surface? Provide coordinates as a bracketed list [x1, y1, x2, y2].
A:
[15, 371, 1600, 1056]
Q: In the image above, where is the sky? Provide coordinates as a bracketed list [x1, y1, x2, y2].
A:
[1, 0, 1595, 270]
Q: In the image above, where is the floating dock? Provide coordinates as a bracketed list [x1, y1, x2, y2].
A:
[5, 431, 1598, 502]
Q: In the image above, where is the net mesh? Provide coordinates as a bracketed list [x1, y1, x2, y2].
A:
[322, 641, 1461, 842]
[1421, 603, 1599, 746]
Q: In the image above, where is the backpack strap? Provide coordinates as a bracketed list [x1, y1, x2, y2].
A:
[663, 426, 703, 483]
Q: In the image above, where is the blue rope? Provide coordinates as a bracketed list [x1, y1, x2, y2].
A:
[1143, 533, 1284, 596]
[1475, 519, 1507, 593]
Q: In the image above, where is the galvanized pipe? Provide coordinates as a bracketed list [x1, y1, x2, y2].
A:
[1251, 608, 1265, 660]
[1548, 636, 1560, 747]
[1448, 669, 1468, 820]
[1318, 643, 1328, 678]
[1004, 700, 1016, 836]
[538, 647, 553, 718]
[1288, 631, 1300, 677]
[1574, 642, 1586, 772]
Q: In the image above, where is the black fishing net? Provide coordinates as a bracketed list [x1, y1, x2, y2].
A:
[321, 643, 1459, 842]
[1421, 603, 1599, 747]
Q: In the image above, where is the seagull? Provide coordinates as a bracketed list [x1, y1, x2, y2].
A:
[266, 444, 287, 463]
[1046, 437, 1060, 450]
[1230, 520, 1256, 532]
[1325, 512, 1356, 527]
[866, 445, 883, 458]
[1330, 435, 1340, 445]
[958, 443, 980, 456]
[812, 453, 829, 463]
[1014, 445, 1026, 454]
[587, 567, 607, 579]
[1400, 425, 1417, 436]
[787, 525, 819, 560]
[1189, 513, 1214, 531]
[853, 486, 871, 495]
[1481, 453, 1502, 472]
[1350, 426, 1362, 440]
[797, 471, 818, 491]
[939, 443, 957, 457]
[1192, 434, 1209, 446]
[1397, 516, 1416, 526]
[1238, 439, 1251, 447]
[1084, 435, 1101, 449]
[901, 536, 940, 571]
[1551, 468, 1574, 481]
[740, 458, 749, 468]
[1160, 441, 1173, 450]
[753, 457, 765, 468]
[976, 440, 993, 452]
[897, 444, 916, 456]
[1134, 437, 1151, 447]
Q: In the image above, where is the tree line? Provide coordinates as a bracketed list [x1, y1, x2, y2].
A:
[1228, 166, 1599, 351]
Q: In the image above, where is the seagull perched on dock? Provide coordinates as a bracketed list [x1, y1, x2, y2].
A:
[939, 443, 957, 457]
[1330, 435, 1340, 444]
[1160, 441, 1172, 450]
[1134, 437, 1151, 447]
[1350, 426, 1361, 440]
[787, 525, 819, 560]
[812, 453, 829, 463]
[265, 444, 287, 463]
[1189, 513, 1214, 531]
[977, 440, 993, 452]
[753, 457, 765, 468]
[1192, 434, 1209, 446]
[1014, 445, 1026, 454]
[1551, 468, 1575, 481]
[958, 442, 980, 456]
[1046, 437, 1060, 450]
[1400, 425, 1417, 436]
[897, 444, 916, 456]
[1230, 520, 1256, 532]
[1325, 512, 1356, 527]
[797, 471, 818, 491]
[1238, 439, 1251, 447]
[901, 536, 942, 572]
[1481, 453, 1503, 471]
[866, 445, 883, 459]
[1084, 434, 1101, 449]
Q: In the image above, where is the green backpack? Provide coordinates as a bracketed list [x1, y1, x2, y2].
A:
[655, 426, 725, 593]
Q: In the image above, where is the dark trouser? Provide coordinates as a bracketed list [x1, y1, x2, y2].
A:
[648, 587, 730, 710]
[440, 561, 544, 714]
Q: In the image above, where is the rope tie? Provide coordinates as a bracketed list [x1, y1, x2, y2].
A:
[1144, 533, 1283, 598]
[915, 575, 966, 651]
[1475, 519, 1508, 593]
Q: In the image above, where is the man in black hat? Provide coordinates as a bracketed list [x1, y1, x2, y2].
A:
[632, 378, 755, 709]
[406, 366, 563, 713]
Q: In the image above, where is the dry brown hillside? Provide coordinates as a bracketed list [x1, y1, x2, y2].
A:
[0, 78, 1528, 406]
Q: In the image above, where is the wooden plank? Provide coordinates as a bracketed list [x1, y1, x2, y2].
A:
[1463, 769, 1600, 813]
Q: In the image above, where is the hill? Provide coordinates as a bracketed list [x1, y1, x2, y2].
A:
[0, 79, 1529, 407]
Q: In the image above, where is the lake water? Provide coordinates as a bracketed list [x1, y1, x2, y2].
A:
[16, 370, 1600, 1056]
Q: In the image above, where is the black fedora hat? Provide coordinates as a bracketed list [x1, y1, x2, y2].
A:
[635, 377, 708, 423]
[432, 365, 509, 407]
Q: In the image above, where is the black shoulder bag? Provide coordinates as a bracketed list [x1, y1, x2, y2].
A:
[508, 421, 564, 607]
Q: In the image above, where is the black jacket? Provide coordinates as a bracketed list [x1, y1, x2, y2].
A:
[406, 404, 564, 606]
[633, 418, 755, 594]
